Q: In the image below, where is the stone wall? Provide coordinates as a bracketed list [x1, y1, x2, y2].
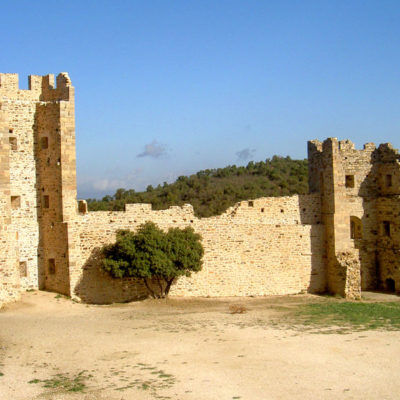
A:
[2, 71, 400, 307]
[70, 194, 325, 304]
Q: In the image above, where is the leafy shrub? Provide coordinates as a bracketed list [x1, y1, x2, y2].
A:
[102, 222, 204, 298]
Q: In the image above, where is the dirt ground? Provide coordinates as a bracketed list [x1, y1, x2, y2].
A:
[1, 291, 400, 400]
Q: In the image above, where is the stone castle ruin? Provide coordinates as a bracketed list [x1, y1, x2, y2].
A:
[1, 73, 399, 306]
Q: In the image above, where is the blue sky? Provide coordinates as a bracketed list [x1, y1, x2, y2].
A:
[1, 1, 400, 198]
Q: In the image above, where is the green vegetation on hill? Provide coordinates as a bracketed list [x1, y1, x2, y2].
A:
[87, 156, 308, 218]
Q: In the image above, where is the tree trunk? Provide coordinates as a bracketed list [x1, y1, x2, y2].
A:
[155, 276, 164, 298]
[143, 278, 157, 299]
[165, 278, 174, 296]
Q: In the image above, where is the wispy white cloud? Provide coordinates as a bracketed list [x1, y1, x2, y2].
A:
[137, 140, 168, 158]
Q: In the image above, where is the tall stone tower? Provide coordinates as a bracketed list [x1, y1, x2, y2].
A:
[0, 73, 77, 302]
[308, 137, 400, 298]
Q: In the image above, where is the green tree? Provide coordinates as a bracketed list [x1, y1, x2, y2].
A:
[102, 222, 204, 298]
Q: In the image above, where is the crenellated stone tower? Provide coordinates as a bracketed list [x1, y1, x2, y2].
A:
[0, 73, 77, 304]
[308, 138, 400, 299]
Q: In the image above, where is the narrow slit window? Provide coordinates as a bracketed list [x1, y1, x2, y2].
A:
[43, 195, 50, 209]
[345, 175, 355, 188]
[48, 258, 56, 275]
[9, 137, 17, 150]
[350, 216, 362, 239]
[19, 261, 27, 277]
[383, 221, 391, 237]
[386, 174, 393, 187]
[11, 196, 21, 209]
[40, 137, 49, 149]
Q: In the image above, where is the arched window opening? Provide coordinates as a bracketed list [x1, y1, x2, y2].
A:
[350, 216, 362, 239]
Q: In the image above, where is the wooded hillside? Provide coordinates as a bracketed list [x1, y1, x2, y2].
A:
[87, 156, 308, 218]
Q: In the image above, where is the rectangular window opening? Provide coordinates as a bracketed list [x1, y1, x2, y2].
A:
[383, 221, 391, 237]
[43, 195, 50, 209]
[78, 200, 88, 214]
[19, 261, 27, 277]
[9, 137, 17, 151]
[386, 174, 393, 188]
[11, 195, 21, 209]
[48, 258, 56, 275]
[40, 137, 49, 149]
[345, 175, 355, 188]
[248, 201, 254, 207]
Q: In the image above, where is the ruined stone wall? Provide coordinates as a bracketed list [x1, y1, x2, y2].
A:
[3, 71, 399, 306]
[69, 194, 325, 304]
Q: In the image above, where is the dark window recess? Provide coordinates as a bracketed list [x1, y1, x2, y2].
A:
[11, 196, 21, 209]
[9, 128, 13, 133]
[9, 137, 17, 150]
[350, 216, 362, 239]
[78, 200, 88, 214]
[383, 221, 391, 237]
[19, 261, 27, 277]
[248, 201, 254, 207]
[48, 259, 56, 275]
[40, 137, 49, 149]
[345, 175, 355, 188]
[385, 278, 395, 292]
[261, 208, 265, 213]
[43, 195, 50, 208]
[386, 174, 393, 187]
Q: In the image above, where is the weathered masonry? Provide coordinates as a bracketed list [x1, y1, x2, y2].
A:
[0, 72, 399, 306]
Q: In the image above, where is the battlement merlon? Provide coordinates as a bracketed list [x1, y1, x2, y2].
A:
[308, 137, 380, 157]
[0, 72, 73, 101]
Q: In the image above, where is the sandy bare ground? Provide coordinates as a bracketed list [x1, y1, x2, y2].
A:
[1, 291, 400, 400]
